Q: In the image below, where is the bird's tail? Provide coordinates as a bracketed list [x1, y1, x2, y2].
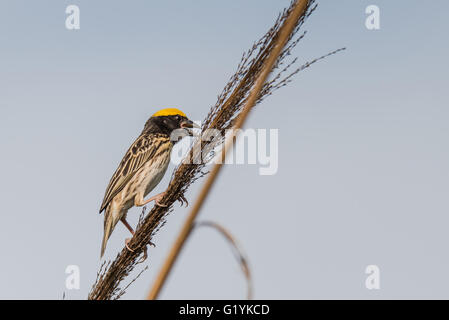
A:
[100, 205, 120, 258]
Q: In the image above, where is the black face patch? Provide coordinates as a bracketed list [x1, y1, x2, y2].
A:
[143, 115, 185, 136]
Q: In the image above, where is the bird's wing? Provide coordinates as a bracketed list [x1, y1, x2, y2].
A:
[99, 133, 171, 213]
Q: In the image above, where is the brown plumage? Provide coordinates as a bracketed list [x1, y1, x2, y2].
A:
[99, 108, 198, 257]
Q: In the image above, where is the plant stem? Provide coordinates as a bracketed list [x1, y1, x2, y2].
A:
[146, 0, 311, 300]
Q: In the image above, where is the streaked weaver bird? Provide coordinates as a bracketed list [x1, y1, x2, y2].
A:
[99, 108, 199, 258]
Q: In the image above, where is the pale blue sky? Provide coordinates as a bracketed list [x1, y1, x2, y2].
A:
[0, 1, 448, 299]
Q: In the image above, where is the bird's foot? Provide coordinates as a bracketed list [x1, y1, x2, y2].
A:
[125, 238, 135, 252]
[125, 238, 148, 264]
[178, 194, 189, 207]
[136, 246, 148, 264]
[155, 192, 168, 207]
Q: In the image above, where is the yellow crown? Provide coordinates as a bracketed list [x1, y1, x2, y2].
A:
[152, 108, 187, 118]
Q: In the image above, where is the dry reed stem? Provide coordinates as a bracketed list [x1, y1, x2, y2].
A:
[194, 221, 253, 300]
[146, 0, 311, 300]
[88, 0, 343, 300]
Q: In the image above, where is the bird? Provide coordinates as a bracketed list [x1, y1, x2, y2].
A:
[99, 108, 199, 258]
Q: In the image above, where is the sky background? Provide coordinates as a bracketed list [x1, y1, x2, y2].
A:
[0, 0, 448, 299]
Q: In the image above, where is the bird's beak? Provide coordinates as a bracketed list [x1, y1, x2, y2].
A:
[180, 119, 200, 129]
